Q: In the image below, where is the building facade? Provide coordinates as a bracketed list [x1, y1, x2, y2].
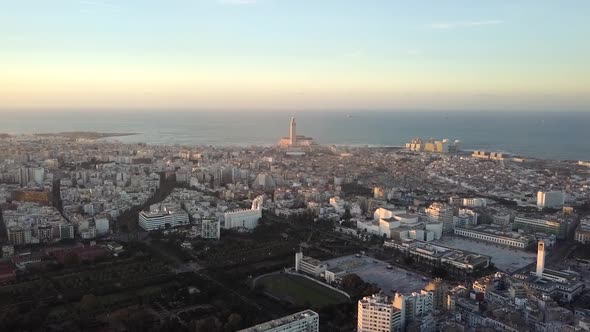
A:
[239, 309, 319, 332]
[201, 218, 220, 239]
[514, 216, 568, 240]
[393, 291, 434, 329]
[138, 209, 190, 231]
[454, 227, 533, 249]
[425, 203, 454, 235]
[358, 294, 402, 332]
[537, 191, 565, 209]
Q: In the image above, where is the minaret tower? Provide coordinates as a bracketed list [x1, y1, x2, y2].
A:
[536, 240, 546, 276]
[289, 116, 297, 146]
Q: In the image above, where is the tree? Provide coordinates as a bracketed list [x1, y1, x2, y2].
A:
[341, 274, 363, 291]
[193, 317, 222, 332]
[79, 294, 98, 312]
[224, 313, 243, 332]
[63, 252, 80, 267]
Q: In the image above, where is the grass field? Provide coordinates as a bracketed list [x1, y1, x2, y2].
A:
[256, 273, 349, 308]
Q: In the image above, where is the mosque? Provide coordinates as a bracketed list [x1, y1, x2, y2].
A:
[278, 117, 314, 148]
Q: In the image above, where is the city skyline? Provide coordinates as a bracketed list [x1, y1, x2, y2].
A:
[1, 0, 589, 112]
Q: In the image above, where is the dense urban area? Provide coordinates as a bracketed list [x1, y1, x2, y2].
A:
[1, 119, 590, 332]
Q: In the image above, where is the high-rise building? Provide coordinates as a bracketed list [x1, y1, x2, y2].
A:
[423, 278, 445, 311]
[537, 191, 565, 209]
[425, 203, 454, 235]
[18, 167, 45, 186]
[358, 293, 402, 332]
[393, 291, 434, 328]
[536, 240, 546, 276]
[200, 218, 220, 239]
[94, 218, 109, 235]
[239, 309, 319, 332]
[59, 224, 74, 240]
[7, 226, 32, 245]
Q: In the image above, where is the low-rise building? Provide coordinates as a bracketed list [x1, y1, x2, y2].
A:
[514, 215, 570, 240]
[294, 252, 327, 277]
[238, 309, 319, 332]
[384, 240, 491, 274]
[138, 208, 190, 231]
[454, 225, 534, 249]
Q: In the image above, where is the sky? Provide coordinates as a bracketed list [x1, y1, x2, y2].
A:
[1, 0, 589, 112]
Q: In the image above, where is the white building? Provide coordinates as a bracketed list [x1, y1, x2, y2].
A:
[454, 227, 533, 249]
[424, 223, 443, 240]
[371, 207, 408, 239]
[239, 309, 319, 332]
[537, 191, 565, 209]
[462, 198, 487, 208]
[294, 252, 327, 276]
[514, 240, 584, 302]
[200, 218, 220, 240]
[138, 208, 190, 231]
[2, 245, 15, 258]
[329, 197, 346, 214]
[425, 203, 454, 235]
[278, 117, 314, 148]
[223, 196, 263, 230]
[393, 291, 434, 329]
[94, 217, 109, 235]
[7, 226, 32, 245]
[453, 209, 478, 227]
[358, 294, 402, 332]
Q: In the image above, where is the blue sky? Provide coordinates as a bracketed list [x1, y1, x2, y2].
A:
[1, 0, 589, 111]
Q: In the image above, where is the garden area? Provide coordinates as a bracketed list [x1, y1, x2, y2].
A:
[254, 273, 349, 308]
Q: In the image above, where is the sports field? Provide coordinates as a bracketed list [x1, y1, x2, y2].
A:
[256, 273, 349, 308]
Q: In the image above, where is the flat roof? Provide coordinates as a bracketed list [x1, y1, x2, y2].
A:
[238, 310, 318, 332]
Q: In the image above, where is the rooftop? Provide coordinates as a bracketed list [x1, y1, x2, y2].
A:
[238, 309, 318, 332]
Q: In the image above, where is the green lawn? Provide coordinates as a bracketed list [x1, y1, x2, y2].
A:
[256, 274, 349, 308]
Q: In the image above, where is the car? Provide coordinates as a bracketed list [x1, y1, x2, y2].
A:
[386, 265, 393, 269]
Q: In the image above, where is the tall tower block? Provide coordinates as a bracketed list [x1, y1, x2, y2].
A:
[289, 117, 297, 146]
[536, 240, 546, 276]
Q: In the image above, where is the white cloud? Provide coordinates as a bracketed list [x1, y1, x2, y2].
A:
[429, 20, 503, 30]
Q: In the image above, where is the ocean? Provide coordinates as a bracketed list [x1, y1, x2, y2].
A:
[1, 111, 589, 161]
